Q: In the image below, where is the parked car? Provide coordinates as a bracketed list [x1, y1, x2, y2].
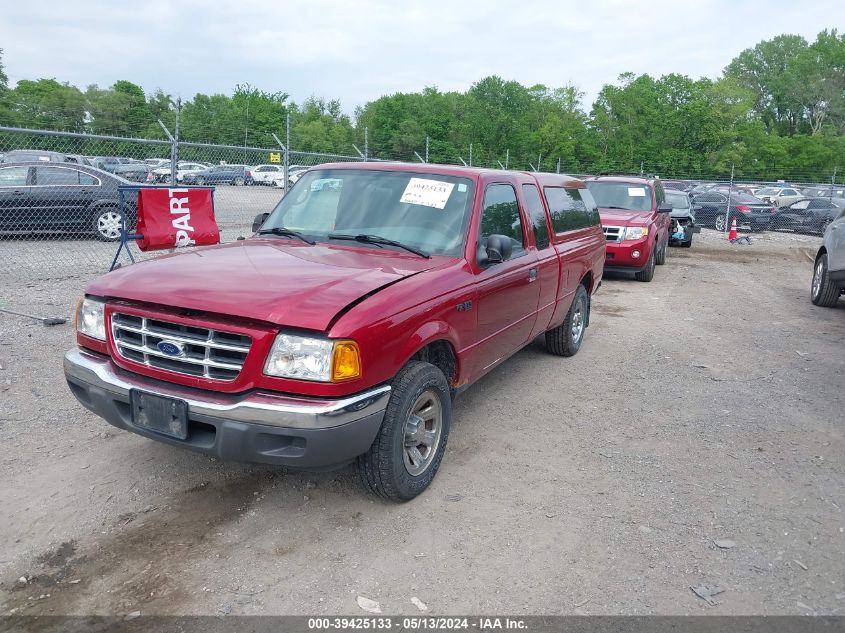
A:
[585, 175, 672, 282]
[90, 157, 126, 173]
[773, 197, 845, 235]
[251, 164, 286, 186]
[1, 149, 69, 163]
[113, 163, 151, 183]
[0, 162, 134, 241]
[149, 162, 207, 184]
[810, 206, 845, 307]
[754, 186, 803, 208]
[144, 158, 171, 168]
[63, 163, 606, 501]
[803, 186, 845, 199]
[665, 189, 698, 247]
[690, 191, 776, 231]
[182, 164, 254, 186]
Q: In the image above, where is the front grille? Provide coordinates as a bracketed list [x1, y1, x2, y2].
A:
[111, 313, 252, 381]
[603, 225, 624, 242]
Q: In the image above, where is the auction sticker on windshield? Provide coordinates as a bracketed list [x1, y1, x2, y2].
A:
[628, 187, 646, 197]
[400, 178, 455, 209]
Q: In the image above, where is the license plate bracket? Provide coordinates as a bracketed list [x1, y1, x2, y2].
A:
[130, 390, 188, 440]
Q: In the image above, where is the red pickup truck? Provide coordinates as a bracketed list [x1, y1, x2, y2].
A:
[584, 175, 673, 282]
[65, 164, 605, 500]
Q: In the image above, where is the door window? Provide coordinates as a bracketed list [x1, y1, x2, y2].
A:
[0, 166, 29, 187]
[791, 200, 811, 210]
[36, 167, 81, 186]
[479, 184, 525, 257]
[544, 187, 597, 233]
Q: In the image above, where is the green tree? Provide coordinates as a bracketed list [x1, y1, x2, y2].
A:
[10, 78, 86, 131]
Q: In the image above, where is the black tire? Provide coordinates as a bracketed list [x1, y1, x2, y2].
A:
[655, 241, 667, 265]
[233, 177, 245, 186]
[92, 207, 123, 242]
[356, 361, 451, 502]
[545, 284, 589, 357]
[635, 248, 656, 282]
[811, 253, 840, 307]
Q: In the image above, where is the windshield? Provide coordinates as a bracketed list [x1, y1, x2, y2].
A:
[262, 168, 476, 257]
[585, 181, 653, 211]
[665, 191, 690, 209]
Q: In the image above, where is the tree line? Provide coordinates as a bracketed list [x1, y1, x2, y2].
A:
[0, 29, 843, 181]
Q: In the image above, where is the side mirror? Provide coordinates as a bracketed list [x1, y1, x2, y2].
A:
[657, 203, 673, 213]
[252, 212, 270, 233]
[478, 234, 513, 266]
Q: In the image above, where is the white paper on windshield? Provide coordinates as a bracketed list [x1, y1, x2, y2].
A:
[628, 187, 646, 197]
[400, 178, 455, 209]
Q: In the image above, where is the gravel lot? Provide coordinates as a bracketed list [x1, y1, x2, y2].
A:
[0, 226, 843, 617]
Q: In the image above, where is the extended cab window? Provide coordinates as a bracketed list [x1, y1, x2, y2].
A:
[521, 184, 550, 250]
[480, 184, 525, 257]
[544, 187, 598, 232]
[264, 168, 475, 257]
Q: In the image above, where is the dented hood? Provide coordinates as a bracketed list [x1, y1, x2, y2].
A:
[87, 239, 441, 331]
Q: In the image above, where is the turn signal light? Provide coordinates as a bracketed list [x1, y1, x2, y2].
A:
[331, 341, 361, 382]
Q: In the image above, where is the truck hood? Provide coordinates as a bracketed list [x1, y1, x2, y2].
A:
[87, 239, 443, 331]
[598, 208, 652, 226]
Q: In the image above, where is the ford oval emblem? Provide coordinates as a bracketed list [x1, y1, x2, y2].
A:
[157, 340, 185, 357]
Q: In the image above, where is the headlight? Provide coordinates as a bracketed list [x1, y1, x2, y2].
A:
[76, 297, 106, 340]
[624, 226, 649, 240]
[264, 334, 361, 382]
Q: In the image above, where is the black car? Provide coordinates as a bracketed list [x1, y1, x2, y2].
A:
[113, 162, 151, 183]
[0, 149, 89, 165]
[665, 189, 698, 247]
[0, 162, 134, 241]
[690, 191, 776, 231]
[182, 165, 253, 186]
[773, 197, 845, 235]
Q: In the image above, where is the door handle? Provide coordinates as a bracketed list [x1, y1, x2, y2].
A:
[528, 267, 538, 282]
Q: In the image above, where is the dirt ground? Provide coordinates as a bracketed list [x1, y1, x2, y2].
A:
[0, 229, 843, 617]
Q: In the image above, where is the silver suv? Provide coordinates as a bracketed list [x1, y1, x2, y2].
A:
[811, 206, 845, 307]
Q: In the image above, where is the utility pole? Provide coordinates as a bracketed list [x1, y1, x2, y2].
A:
[556, 157, 561, 174]
[425, 136, 429, 164]
[538, 153, 542, 172]
[505, 149, 509, 170]
[469, 143, 473, 168]
[724, 163, 735, 235]
[640, 161, 644, 176]
[364, 127, 369, 161]
[284, 112, 290, 195]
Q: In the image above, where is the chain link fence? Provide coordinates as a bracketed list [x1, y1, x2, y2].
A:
[0, 122, 840, 338]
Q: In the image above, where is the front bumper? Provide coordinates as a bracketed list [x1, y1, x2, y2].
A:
[64, 348, 389, 468]
[604, 235, 652, 269]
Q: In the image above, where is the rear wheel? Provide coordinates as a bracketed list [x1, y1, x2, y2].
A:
[357, 361, 451, 501]
[635, 248, 656, 282]
[811, 253, 840, 307]
[545, 285, 589, 357]
[93, 207, 122, 241]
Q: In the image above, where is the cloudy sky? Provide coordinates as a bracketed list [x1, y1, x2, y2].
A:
[1, 0, 840, 112]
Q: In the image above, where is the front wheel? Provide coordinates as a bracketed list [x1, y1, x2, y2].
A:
[715, 213, 727, 231]
[811, 253, 841, 307]
[635, 248, 656, 282]
[546, 285, 589, 357]
[655, 241, 667, 265]
[233, 176, 245, 186]
[93, 208, 122, 241]
[357, 361, 451, 501]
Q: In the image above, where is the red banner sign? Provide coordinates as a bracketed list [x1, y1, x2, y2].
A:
[136, 188, 219, 251]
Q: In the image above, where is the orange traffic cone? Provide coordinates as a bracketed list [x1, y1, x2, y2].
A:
[727, 217, 737, 241]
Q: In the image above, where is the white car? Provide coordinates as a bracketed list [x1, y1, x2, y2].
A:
[811, 205, 845, 307]
[251, 164, 286, 186]
[755, 187, 803, 208]
[151, 162, 208, 183]
[144, 158, 171, 168]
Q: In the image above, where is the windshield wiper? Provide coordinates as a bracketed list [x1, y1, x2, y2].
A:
[257, 227, 315, 245]
[327, 233, 430, 258]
